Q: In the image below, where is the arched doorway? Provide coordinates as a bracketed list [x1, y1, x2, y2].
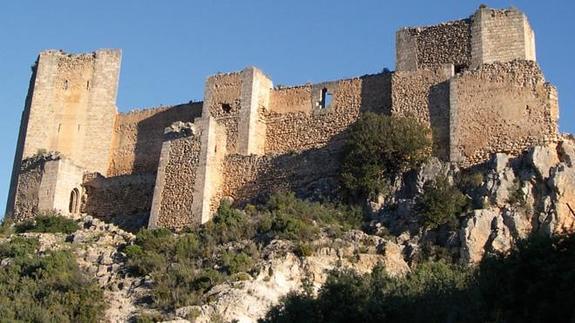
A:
[69, 188, 80, 214]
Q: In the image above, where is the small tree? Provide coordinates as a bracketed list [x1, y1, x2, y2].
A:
[416, 176, 468, 229]
[340, 113, 431, 201]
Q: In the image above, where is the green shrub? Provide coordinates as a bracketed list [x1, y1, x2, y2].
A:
[294, 242, 314, 258]
[0, 236, 39, 258]
[507, 179, 527, 206]
[261, 192, 363, 242]
[0, 238, 106, 322]
[221, 251, 254, 274]
[261, 261, 477, 323]
[478, 233, 575, 323]
[0, 218, 14, 236]
[340, 113, 431, 200]
[15, 214, 79, 234]
[415, 176, 468, 229]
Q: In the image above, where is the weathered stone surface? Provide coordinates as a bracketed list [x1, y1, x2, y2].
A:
[529, 145, 560, 179]
[460, 209, 498, 264]
[548, 164, 575, 233]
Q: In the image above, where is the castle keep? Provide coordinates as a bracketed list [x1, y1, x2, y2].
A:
[6, 7, 559, 230]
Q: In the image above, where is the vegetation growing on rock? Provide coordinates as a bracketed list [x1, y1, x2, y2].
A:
[415, 175, 469, 229]
[340, 113, 431, 201]
[14, 212, 80, 234]
[0, 237, 106, 322]
[124, 193, 364, 311]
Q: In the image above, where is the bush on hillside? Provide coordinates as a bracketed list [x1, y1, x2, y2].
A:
[124, 193, 364, 311]
[15, 213, 79, 234]
[340, 113, 431, 201]
[0, 237, 106, 322]
[415, 176, 468, 229]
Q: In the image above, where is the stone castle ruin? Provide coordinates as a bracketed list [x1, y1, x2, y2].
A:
[6, 7, 559, 230]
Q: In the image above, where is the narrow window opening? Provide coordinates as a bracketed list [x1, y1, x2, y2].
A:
[77, 124, 81, 132]
[63, 80, 69, 90]
[58, 124, 62, 133]
[221, 103, 232, 113]
[69, 188, 80, 214]
[320, 88, 333, 109]
[454, 64, 467, 74]
[86, 80, 90, 89]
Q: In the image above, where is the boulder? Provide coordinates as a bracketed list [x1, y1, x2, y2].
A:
[548, 164, 575, 233]
[461, 209, 495, 264]
[529, 145, 560, 179]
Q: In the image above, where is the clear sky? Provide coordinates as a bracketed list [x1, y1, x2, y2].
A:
[0, 0, 573, 216]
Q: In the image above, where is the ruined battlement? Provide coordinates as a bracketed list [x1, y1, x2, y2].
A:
[6, 6, 559, 231]
[396, 6, 535, 72]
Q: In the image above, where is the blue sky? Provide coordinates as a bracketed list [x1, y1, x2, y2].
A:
[0, 1, 573, 215]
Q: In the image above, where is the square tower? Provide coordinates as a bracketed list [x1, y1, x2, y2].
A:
[470, 7, 536, 68]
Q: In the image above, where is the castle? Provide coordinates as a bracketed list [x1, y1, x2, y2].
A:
[6, 7, 559, 230]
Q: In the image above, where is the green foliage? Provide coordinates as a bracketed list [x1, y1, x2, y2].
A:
[0, 238, 106, 322]
[415, 176, 469, 229]
[507, 179, 527, 206]
[0, 236, 39, 258]
[124, 192, 364, 311]
[15, 214, 80, 234]
[262, 233, 575, 323]
[340, 113, 431, 200]
[478, 233, 575, 323]
[221, 251, 254, 275]
[261, 261, 476, 323]
[0, 218, 15, 237]
[260, 192, 363, 241]
[293, 242, 314, 258]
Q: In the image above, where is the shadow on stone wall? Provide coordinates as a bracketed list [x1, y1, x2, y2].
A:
[132, 102, 202, 174]
[82, 172, 156, 232]
[428, 80, 451, 161]
[359, 72, 393, 115]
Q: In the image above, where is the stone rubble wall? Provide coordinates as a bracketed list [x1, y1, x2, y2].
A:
[449, 60, 558, 166]
[11, 158, 46, 221]
[82, 172, 156, 222]
[107, 102, 202, 176]
[222, 145, 342, 205]
[396, 19, 471, 71]
[264, 73, 391, 155]
[148, 135, 202, 230]
[391, 66, 453, 160]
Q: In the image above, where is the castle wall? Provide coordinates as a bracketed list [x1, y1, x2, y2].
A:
[82, 172, 155, 224]
[449, 61, 558, 166]
[107, 103, 202, 176]
[264, 73, 392, 155]
[396, 20, 471, 71]
[148, 132, 203, 230]
[470, 8, 536, 68]
[391, 66, 453, 159]
[222, 146, 341, 205]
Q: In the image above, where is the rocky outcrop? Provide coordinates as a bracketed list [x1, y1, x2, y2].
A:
[187, 231, 408, 323]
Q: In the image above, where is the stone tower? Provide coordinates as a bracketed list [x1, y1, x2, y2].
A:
[6, 49, 121, 218]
